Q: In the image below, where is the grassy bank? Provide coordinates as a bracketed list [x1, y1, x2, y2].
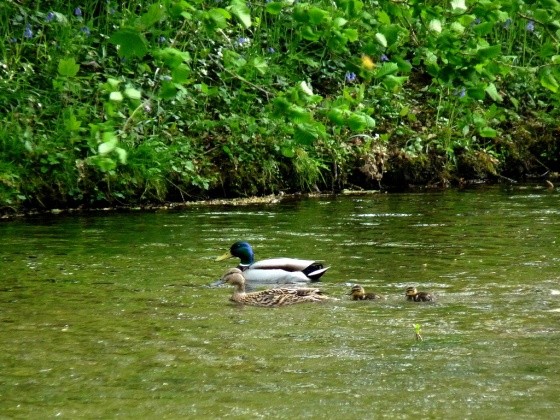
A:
[1, 0, 559, 213]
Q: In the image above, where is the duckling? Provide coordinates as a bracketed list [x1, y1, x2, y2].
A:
[405, 286, 434, 302]
[221, 268, 333, 307]
[348, 284, 385, 300]
[216, 241, 329, 285]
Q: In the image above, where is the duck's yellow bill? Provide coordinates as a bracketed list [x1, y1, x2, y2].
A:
[215, 251, 233, 261]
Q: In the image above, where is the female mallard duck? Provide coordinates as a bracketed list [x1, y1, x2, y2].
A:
[216, 241, 329, 285]
[348, 284, 385, 300]
[405, 286, 434, 302]
[221, 268, 333, 307]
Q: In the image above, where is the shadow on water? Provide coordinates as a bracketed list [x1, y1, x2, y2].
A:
[1, 185, 560, 417]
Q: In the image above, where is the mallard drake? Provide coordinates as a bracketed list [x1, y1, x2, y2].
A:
[348, 284, 385, 300]
[405, 286, 434, 302]
[215, 241, 329, 285]
[221, 268, 333, 307]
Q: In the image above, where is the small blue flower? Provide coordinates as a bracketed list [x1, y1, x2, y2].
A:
[345, 72, 356, 83]
[471, 17, 481, 26]
[456, 87, 466, 98]
[236, 37, 249, 46]
[74, 7, 82, 17]
[526, 20, 535, 32]
[158, 36, 167, 44]
[503, 18, 512, 29]
[46, 11, 56, 22]
[23, 24, 33, 39]
[267, 47, 275, 54]
[380, 54, 389, 62]
[81, 26, 91, 36]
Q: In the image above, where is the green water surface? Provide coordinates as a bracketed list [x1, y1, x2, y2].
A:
[1, 186, 559, 418]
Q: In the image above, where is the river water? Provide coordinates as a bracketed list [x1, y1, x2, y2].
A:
[1, 186, 559, 418]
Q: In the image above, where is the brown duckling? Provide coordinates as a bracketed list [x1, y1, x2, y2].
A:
[405, 286, 434, 302]
[221, 268, 333, 307]
[348, 284, 385, 300]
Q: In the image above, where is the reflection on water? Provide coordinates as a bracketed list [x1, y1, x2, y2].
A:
[1, 186, 560, 418]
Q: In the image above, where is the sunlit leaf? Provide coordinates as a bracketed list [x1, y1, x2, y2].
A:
[124, 87, 141, 100]
[98, 133, 118, 155]
[451, 0, 467, 11]
[429, 19, 442, 33]
[229, 0, 251, 28]
[58, 57, 80, 77]
[109, 91, 123, 102]
[375, 32, 387, 47]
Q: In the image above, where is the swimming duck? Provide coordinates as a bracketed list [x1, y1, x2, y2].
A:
[215, 241, 329, 285]
[221, 268, 333, 307]
[348, 284, 385, 300]
[405, 287, 434, 302]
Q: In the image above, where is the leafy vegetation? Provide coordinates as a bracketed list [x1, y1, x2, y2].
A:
[1, 0, 559, 211]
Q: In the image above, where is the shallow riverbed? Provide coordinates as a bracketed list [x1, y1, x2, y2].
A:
[1, 186, 559, 418]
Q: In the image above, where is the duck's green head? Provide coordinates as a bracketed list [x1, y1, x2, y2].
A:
[215, 241, 255, 266]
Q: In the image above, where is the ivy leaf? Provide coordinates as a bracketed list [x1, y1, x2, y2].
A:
[110, 28, 148, 59]
[58, 57, 80, 77]
[228, 0, 251, 28]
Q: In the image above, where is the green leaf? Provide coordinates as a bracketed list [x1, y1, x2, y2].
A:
[63, 109, 81, 132]
[206, 8, 231, 29]
[451, 0, 467, 11]
[251, 57, 268, 75]
[308, 7, 329, 25]
[375, 62, 399, 78]
[124, 87, 141, 100]
[58, 57, 80, 77]
[485, 83, 503, 102]
[327, 109, 347, 126]
[344, 28, 359, 42]
[479, 127, 497, 138]
[139, 3, 166, 28]
[109, 28, 148, 59]
[473, 22, 494, 36]
[115, 147, 127, 164]
[98, 132, 118, 155]
[228, 0, 251, 28]
[171, 64, 191, 84]
[294, 123, 318, 145]
[540, 70, 559, 93]
[429, 19, 442, 33]
[477, 45, 502, 60]
[109, 91, 124, 102]
[265, 2, 283, 15]
[156, 48, 191, 69]
[375, 33, 387, 48]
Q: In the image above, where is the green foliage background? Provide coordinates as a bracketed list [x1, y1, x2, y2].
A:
[1, 0, 559, 211]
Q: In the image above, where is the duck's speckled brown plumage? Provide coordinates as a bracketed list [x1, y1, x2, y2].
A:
[221, 268, 332, 307]
[348, 284, 385, 300]
[405, 286, 434, 302]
